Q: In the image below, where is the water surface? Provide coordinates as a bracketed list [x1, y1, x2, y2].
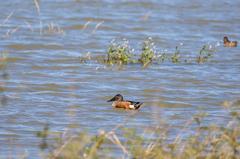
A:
[0, 0, 239, 158]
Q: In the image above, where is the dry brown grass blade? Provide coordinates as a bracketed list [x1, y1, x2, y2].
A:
[51, 137, 73, 159]
[173, 119, 194, 145]
[107, 131, 129, 155]
[33, 0, 42, 34]
[33, 0, 40, 15]
[92, 21, 104, 33]
[82, 21, 91, 30]
[0, 11, 14, 27]
[100, 113, 140, 157]
[3, 26, 20, 38]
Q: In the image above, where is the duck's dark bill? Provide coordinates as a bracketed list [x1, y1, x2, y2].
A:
[107, 97, 115, 102]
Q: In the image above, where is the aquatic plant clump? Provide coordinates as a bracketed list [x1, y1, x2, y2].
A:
[43, 22, 65, 35]
[139, 37, 156, 67]
[171, 46, 181, 63]
[106, 39, 133, 65]
[196, 45, 215, 64]
[82, 38, 218, 67]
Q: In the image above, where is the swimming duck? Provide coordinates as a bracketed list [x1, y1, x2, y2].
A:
[223, 36, 237, 47]
[107, 94, 143, 110]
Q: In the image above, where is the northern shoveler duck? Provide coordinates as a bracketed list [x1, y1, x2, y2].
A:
[223, 36, 237, 47]
[107, 94, 143, 110]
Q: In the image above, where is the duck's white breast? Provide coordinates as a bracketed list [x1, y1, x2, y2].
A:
[112, 101, 116, 107]
[129, 104, 135, 109]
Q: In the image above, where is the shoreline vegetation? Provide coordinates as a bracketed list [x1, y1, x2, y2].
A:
[78, 37, 218, 68]
[36, 100, 240, 159]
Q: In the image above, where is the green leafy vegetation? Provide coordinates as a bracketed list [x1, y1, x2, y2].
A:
[139, 37, 156, 67]
[106, 39, 133, 65]
[171, 46, 181, 63]
[196, 45, 215, 64]
[78, 38, 217, 68]
[36, 124, 49, 150]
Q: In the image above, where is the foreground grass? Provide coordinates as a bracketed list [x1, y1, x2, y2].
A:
[37, 101, 240, 159]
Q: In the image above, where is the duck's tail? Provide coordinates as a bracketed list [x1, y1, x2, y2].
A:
[134, 102, 143, 110]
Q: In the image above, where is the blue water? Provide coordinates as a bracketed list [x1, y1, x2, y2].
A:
[0, 0, 239, 158]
